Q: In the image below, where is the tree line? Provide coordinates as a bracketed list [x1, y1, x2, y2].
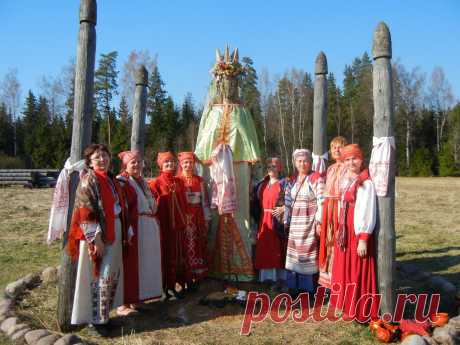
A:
[0, 50, 459, 176]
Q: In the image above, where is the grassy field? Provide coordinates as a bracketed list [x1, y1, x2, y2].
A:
[0, 177, 459, 345]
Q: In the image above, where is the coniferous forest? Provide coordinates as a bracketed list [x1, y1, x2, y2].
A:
[0, 50, 459, 176]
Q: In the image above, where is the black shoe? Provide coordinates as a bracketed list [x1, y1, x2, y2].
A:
[87, 323, 111, 337]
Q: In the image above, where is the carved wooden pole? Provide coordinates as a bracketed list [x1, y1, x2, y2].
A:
[372, 22, 396, 317]
[313, 51, 328, 173]
[131, 65, 148, 160]
[57, 0, 97, 331]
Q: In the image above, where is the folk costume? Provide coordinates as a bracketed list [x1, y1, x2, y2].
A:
[148, 152, 189, 292]
[67, 168, 125, 325]
[117, 151, 162, 304]
[251, 158, 288, 282]
[284, 149, 325, 292]
[331, 144, 378, 322]
[318, 160, 347, 288]
[177, 152, 211, 283]
[194, 46, 261, 281]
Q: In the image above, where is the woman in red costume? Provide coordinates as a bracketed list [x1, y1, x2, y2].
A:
[116, 150, 162, 315]
[252, 157, 288, 285]
[148, 152, 189, 299]
[177, 152, 211, 290]
[331, 144, 379, 323]
[318, 136, 348, 288]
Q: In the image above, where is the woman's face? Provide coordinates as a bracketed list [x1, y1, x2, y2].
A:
[180, 159, 195, 174]
[331, 143, 344, 161]
[126, 158, 142, 178]
[344, 156, 363, 175]
[267, 163, 280, 178]
[89, 150, 110, 172]
[295, 156, 311, 175]
[162, 158, 176, 173]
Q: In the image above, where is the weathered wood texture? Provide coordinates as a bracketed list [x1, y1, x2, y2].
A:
[313, 52, 328, 157]
[130, 65, 148, 159]
[372, 22, 396, 317]
[57, 0, 97, 332]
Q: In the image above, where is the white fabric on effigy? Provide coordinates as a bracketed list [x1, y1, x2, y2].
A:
[209, 144, 237, 215]
[369, 136, 395, 197]
[312, 151, 328, 174]
[47, 158, 86, 244]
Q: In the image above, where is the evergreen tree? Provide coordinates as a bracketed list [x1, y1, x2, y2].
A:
[162, 96, 181, 151]
[112, 96, 131, 154]
[94, 51, 119, 149]
[146, 65, 167, 153]
[178, 93, 197, 151]
[0, 103, 15, 156]
[240, 57, 263, 145]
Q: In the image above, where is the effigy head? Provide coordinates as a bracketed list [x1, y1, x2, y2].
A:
[212, 45, 244, 104]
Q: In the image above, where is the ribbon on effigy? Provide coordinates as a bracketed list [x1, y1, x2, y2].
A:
[209, 143, 237, 215]
[312, 151, 329, 174]
[47, 158, 86, 244]
[369, 136, 395, 197]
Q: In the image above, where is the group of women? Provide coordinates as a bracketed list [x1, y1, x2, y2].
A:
[66, 137, 378, 335]
[67, 144, 209, 335]
[252, 137, 378, 322]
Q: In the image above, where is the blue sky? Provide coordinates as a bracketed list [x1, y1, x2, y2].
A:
[1, 0, 459, 108]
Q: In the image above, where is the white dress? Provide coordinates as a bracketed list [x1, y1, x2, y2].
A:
[128, 177, 163, 300]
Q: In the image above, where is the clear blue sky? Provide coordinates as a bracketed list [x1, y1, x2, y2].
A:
[1, 0, 459, 108]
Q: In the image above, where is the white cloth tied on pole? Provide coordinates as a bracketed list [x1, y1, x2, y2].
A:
[209, 144, 237, 215]
[312, 151, 328, 174]
[369, 136, 395, 197]
[47, 158, 86, 244]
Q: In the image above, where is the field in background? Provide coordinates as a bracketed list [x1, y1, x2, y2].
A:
[0, 177, 459, 344]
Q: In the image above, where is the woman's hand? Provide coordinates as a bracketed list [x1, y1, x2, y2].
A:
[272, 206, 284, 218]
[93, 233, 105, 257]
[315, 222, 322, 237]
[357, 240, 367, 257]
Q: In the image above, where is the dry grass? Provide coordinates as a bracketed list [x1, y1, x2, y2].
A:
[395, 177, 460, 289]
[0, 178, 459, 345]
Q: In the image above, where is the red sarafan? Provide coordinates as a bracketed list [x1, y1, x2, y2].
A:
[399, 319, 430, 337]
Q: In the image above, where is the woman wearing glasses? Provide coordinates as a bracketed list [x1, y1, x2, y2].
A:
[67, 144, 125, 336]
[116, 150, 163, 315]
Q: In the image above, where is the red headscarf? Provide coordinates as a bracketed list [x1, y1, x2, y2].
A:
[177, 151, 200, 176]
[340, 144, 364, 161]
[157, 151, 175, 170]
[118, 150, 141, 170]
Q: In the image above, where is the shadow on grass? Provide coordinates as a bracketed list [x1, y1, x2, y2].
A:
[396, 246, 460, 258]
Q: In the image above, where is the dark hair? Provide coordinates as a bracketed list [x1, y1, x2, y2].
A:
[83, 143, 111, 167]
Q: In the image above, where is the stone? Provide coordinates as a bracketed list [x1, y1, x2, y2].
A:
[1, 316, 18, 332]
[35, 334, 60, 345]
[23, 273, 41, 289]
[400, 263, 420, 275]
[400, 334, 429, 345]
[41, 267, 58, 284]
[25, 329, 50, 344]
[53, 334, 82, 345]
[0, 297, 14, 315]
[449, 315, 460, 328]
[0, 313, 7, 323]
[6, 323, 29, 336]
[432, 325, 459, 345]
[11, 327, 31, 343]
[5, 279, 27, 298]
[422, 336, 438, 345]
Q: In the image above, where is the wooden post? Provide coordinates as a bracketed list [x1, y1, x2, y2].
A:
[57, 0, 97, 331]
[372, 22, 396, 317]
[131, 65, 148, 159]
[313, 51, 328, 172]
